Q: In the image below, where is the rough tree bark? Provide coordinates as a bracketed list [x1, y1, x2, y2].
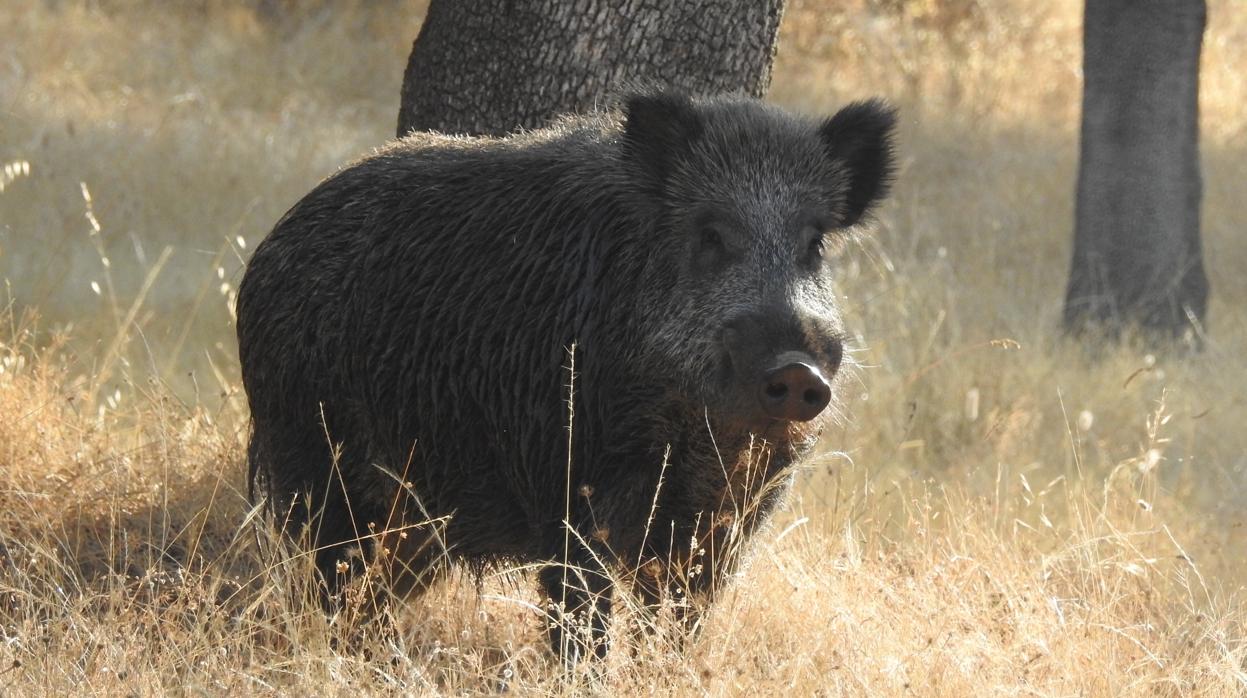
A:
[1063, 0, 1209, 343]
[397, 0, 785, 138]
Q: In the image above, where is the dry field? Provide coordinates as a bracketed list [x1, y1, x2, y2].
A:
[1, 0, 1246, 694]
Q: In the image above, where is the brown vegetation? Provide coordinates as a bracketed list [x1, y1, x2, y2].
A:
[0, 0, 1245, 693]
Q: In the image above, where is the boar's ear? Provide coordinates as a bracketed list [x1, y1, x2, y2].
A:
[621, 92, 703, 186]
[819, 99, 898, 227]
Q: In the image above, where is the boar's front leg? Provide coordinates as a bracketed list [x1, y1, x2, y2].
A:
[539, 533, 613, 663]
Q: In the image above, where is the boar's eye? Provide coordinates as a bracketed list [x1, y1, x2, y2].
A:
[807, 233, 826, 260]
[693, 224, 730, 271]
[699, 226, 725, 251]
[804, 226, 829, 266]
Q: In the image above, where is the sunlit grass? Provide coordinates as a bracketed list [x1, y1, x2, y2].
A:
[0, 0, 1245, 694]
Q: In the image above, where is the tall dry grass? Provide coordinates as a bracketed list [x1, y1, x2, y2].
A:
[0, 0, 1245, 694]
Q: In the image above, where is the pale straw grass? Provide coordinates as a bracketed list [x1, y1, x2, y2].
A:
[0, 1, 1245, 694]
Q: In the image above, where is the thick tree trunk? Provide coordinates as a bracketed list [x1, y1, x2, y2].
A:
[1064, 0, 1209, 342]
[397, 0, 784, 138]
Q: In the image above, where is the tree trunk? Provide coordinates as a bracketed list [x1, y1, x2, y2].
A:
[397, 0, 785, 138]
[1063, 0, 1209, 343]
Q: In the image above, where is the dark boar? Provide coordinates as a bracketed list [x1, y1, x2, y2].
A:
[237, 92, 895, 660]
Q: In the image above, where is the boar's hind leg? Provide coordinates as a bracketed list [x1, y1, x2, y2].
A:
[256, 423, 380, 611]
[366, 504, 452, 604]
[332, 523, 451, 635]
[538, 539, 614, 663]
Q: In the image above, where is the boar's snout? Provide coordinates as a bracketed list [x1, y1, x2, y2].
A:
[760, 358, 832, 422]
[722, 311, 843, 424]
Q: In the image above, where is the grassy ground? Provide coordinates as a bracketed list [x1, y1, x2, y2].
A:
[1, 0, 1246, 694]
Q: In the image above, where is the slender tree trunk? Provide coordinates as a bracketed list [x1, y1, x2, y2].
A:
[397, 0, 785, 138]
[1064, 0, 1209, 343]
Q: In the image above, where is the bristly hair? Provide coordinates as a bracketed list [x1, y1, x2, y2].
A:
[819, 98, 898, 227]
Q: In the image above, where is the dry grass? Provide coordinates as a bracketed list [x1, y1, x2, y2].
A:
[1, 0, 1245, 694]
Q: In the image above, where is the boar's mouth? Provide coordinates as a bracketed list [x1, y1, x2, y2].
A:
[753, 413, 827, 452]
[695, 397, 830, 454]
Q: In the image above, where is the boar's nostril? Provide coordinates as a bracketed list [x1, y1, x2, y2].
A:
[804, 386, 828, 407]
[758, 362, 832, 422]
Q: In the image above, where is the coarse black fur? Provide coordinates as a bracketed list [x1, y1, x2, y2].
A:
[237, 92, 896, 660]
